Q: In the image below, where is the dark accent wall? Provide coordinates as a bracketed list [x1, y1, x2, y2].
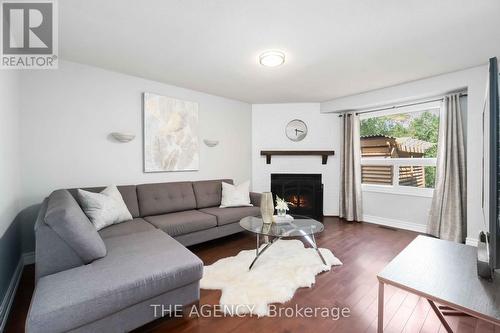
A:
[0, 203, 40, 324]
[19, 204, 40, 254]
[0, 218, 22, 312]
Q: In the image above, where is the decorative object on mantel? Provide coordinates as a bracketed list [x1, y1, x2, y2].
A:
[285, 119, 308, 142]
[111, 132, 135, 143]
[203, 139, 219, 147]
[274, 196, 290, 217]
[143, 92, 199, 172]
[260, 192, 274, 224]
[260, 150, 335, 165]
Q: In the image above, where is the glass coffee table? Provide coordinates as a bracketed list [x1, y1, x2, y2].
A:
[239, 215, 326, 270]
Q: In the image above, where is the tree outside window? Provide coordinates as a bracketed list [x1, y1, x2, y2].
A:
[360, 109, 440, 188]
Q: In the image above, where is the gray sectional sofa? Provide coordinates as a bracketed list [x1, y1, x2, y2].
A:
[27, 179, 261, 333]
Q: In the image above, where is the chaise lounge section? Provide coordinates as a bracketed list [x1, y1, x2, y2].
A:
[27, 179, 261, 333]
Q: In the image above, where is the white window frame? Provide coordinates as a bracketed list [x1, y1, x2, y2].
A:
[361, 158, 436, 197]
[359, 100, 441, 198]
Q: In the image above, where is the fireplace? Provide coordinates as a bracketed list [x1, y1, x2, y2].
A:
[270, 174, 323, 219]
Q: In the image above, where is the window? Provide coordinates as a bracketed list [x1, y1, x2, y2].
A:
[359, 101, 440, 197]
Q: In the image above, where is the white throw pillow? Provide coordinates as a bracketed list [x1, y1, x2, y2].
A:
[220, 181, 253, 208]
[78, 185, 133, 231]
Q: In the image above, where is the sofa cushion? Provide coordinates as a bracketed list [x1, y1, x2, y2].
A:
[69, 185, 140, 218]
[44, 190, 107, 263]
[98, 218, 155, 239]
[192, 179, 233, 209]
[26, 230, 203, 333]
[35, 198, 85, 281]
[199, 206, 261, 226]
[250, 192, 262, 206]
[144, 210, 217, 237]
[137, 182, 197, 216]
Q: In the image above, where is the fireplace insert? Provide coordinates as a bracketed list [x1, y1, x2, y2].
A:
[270, 174, 323, 219]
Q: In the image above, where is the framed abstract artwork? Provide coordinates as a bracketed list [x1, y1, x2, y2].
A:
[143, 92, 199, 172]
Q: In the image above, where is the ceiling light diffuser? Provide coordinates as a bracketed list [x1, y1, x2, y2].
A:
[259, 50, 285, 67]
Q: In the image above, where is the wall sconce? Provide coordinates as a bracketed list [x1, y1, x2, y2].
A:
[111, 132, 135, 143]
[203, 139, 219, 147]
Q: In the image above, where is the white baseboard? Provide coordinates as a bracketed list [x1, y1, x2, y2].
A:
[466, 237, 478, 247]
[362, 215, 427, 233]
[0, 257, 24, 332]
[364, 216, 478, 246]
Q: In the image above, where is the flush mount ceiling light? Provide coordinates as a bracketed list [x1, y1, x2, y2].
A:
[259, 50, 285, 67]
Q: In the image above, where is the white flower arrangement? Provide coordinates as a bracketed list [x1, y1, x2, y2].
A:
[275, 196, 290, 211]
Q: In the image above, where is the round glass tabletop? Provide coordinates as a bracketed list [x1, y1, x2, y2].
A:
[239, 215, 324, 237]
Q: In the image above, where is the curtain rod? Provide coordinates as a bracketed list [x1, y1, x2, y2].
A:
[337, 92, 468, 117]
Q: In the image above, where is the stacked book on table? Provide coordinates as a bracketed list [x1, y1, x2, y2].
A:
[273, 214, 294, 224]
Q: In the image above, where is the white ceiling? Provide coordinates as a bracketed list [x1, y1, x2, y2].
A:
[60, 0, 500, 103]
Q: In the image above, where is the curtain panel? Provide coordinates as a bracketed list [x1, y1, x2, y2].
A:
[427, 94, 467, 242]
[339, 113, 363, 221]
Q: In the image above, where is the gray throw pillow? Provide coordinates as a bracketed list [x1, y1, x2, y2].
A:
[44, 189, 107, 263]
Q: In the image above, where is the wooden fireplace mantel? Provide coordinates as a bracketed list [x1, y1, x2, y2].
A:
[260, 150, 335, 165]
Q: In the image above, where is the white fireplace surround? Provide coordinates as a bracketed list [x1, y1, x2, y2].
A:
[252, 103, 340, 216]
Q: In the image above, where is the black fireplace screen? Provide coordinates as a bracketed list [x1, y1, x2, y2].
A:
[270, 174, 323, 219]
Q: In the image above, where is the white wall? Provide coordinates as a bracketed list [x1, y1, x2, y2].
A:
[252, 103, 340, 215]
[19, 61, 252, 207]
[0, 71, 20, 237]
[321, 65, 487, 243]
[361, 192, 431, 233]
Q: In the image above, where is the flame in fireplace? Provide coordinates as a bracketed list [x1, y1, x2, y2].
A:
[287, 195, 310, 208]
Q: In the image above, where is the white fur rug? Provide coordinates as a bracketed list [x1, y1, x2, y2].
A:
[200, 239, 342, 316]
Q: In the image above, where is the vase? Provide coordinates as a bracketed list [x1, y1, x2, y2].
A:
[260, 192, 274, 224]
[277, 208, 286, 217]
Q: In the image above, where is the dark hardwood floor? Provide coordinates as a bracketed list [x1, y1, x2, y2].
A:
[5, 217, 498, 333]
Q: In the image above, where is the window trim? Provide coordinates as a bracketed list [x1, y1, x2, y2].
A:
[360, 158, 437, 197]
[358, 100, 442, 120]
[362, 183, 434, 198]
[361, 157, 437, 167]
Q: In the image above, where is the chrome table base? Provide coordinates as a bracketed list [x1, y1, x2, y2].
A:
[248, 231, 327, 270]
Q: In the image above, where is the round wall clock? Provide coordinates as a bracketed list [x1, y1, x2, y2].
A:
[285, 119, 308, 142]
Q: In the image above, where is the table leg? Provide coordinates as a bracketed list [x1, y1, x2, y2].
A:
[256, 233, 259, 256]
[311, 232, 328, 265]
[300, 231, 327, 265]
[378, 281, 384, 333]
[249, 236, 280, 270]
[428, 300, 453, 333]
